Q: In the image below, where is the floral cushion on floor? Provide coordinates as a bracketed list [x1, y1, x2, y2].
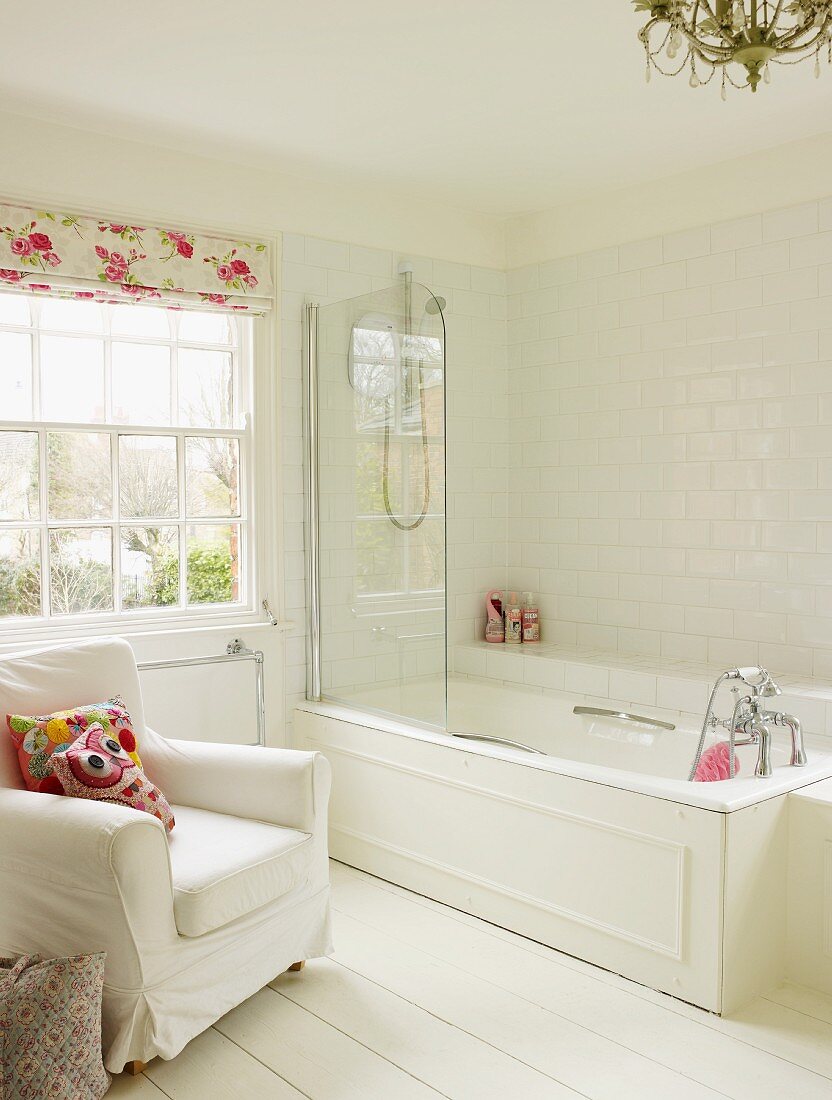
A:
[49, 722, 174, 832]
[0, 952, 110, 1099]
[6, 697, 141, 792]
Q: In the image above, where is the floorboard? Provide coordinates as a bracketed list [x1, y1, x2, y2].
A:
[107, 1074, 169, 1099]
[764, 982, 832, 1026]
[144, 1027, 307, 1099]
[215, 984, 445, 1099]
[329, 861, 832, 1099]
[272, 957, 579, 1099]
[108, 860, 832, 1100]
[329, 903, 727, 1099]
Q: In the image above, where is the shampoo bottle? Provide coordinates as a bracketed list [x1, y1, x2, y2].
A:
[485, 590, 505, 643]
[522, 591, 540, 643]
[505, 592, 523, 644]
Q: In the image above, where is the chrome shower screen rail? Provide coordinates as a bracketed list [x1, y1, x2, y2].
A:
[304, 301, 322, 702]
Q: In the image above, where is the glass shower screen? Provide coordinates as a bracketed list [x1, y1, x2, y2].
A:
[307, 278, 446, 729]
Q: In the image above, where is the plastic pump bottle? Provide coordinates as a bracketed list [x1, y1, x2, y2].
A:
[522, 592, 540, 643]
[505, 592, 523, 644]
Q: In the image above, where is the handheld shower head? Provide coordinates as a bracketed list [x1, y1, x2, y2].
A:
[757, 672, 782, 698]
[425, 294, 446, 315]
[730, 666, 781, 697]
[731, 665, 765, 682]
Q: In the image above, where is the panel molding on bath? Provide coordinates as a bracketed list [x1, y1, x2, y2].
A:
[313, 738, 687, 959]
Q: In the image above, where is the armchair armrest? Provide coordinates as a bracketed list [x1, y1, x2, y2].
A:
[0, 788, 177, 989]
[139, 733, 331, 834]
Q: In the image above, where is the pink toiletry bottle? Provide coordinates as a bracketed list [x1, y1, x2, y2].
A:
[522, 591, 540, 643]
[506, 592, 523, 644]
[485, 590, 505, 643]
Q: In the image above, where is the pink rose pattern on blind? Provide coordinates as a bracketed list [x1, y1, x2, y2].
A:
[0, 203, 273, 314]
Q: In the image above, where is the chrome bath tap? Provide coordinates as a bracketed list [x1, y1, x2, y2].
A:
[688, 666, 807, 781]
[723, 670, 806, 778]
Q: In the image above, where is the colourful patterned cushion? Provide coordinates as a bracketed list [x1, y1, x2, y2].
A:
[49, 723, 175, 832]
[0, 952, 109, 1099]
[6, 697, 141, 793]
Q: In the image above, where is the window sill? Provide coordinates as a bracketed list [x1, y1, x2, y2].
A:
[0, 607, 292, 649]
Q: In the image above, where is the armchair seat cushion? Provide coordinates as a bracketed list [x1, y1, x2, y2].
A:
[168, 805, 313, 937]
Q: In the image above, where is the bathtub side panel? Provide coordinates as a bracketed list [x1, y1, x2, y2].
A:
[297, 708, 726, 1011]
[721, 795, 789, 1014]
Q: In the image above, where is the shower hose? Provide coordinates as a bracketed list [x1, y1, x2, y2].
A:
[382, 357, 431, 531]
[687, 671, 730, 781]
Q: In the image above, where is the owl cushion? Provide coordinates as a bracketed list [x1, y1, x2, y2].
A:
[7, 698, 141, 793]
[47, 723, 175, 832]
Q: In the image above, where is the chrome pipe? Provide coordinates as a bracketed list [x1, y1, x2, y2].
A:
[728, 692, 751, 780]
[303, 302, 322, 702]
[775, 712, 807, 767]
[137, 643, 266, 746]
[753, 722, 773, 778]
[573, 705, 676, 732]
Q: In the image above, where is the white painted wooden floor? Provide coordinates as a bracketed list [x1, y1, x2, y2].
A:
[109, 859, 832, 1100]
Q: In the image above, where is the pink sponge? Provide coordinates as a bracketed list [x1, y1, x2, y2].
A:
[694, 741, 740, 782]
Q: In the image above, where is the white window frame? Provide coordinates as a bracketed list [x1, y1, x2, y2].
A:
[0, 293, 279, 641]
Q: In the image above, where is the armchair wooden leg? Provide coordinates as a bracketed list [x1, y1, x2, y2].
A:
[124, 1061, 147, 1076]
[287, 960, 305, 972]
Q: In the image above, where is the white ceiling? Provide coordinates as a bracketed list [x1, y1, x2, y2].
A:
[3, 1, 832, 217]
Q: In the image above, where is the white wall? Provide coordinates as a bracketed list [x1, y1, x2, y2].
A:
[507, 199, 832, 678]
[507, 131, 832, 268]
[0, 111, 505, 270]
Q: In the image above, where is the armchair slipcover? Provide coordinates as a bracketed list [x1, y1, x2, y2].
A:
[0, 637, 332, 1072]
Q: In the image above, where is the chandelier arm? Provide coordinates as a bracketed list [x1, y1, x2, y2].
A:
[772, 51, 820, 62]
[769, 0, 787, 30]
[774, 14, 832, 49]
[686, 40, 737, 60]
[680, 23, 737, 60]
[639, 17, 671, 47]
[642, 22, 674, 57]
[678, 5, 737, 61]
[774, 28, 831, 52]
[694, 0, 740, 48]
[774, 23, 819, 44]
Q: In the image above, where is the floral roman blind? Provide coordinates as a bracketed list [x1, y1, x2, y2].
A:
[0, 201, 274, 313]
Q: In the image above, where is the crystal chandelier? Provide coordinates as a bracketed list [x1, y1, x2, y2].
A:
[634, 1, 832, 96]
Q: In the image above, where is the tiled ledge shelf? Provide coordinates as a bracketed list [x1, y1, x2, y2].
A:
[453, 640, 832, 741]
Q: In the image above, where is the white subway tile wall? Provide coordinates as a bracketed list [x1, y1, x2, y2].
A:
[280, 234, 507, 735]
[507, 203, 832, 679]
[281, 202, 832, 734]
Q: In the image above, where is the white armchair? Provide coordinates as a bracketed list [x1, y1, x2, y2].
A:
[0, 637, 332, 1073]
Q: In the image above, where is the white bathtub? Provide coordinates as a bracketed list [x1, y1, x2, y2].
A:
[296, 676, 832, 1013]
